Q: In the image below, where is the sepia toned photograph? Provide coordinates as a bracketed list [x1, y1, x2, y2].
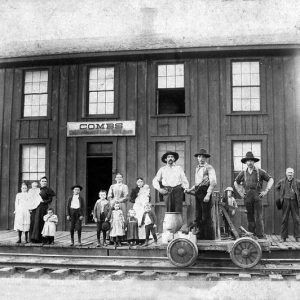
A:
[0, 0, 300, 299]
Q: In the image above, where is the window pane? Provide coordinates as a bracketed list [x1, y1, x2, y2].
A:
[98, 92, 105, 103]
[24, 83, 32, 94]
[39, 82, 48, 93]
[251, 98, 260, 111]
[167, 65, 176, 76]
[176, 76, 184, 88]
[89, 92, 98, 103]
[106, 103, 114, 114]
[25, 72, 33, 82]
[106, 79, 114, 90]
[250, 62, 259, 74]
[97, 103, 106, 114]
[241, 62, 251, 74]
[40, 71, 48, 81]
[158, 65, 167, 77]
[89, 103, 97, 114]
[176, 64, 184, 76]
[232, 63, 241, 75]
[89, 80, 98, 90]
[232, 74, 241, 86]
[106, 68, 114, 79]
[39, 105, 47, 116]
[106, 91, 114, 103]
[232, 99, 241, 111]
[241, 74, 251, 86]
[89, 68, 98, 80]
[158, 77, 166, 88]
[166, 76, 175, 88]
[251, 73, 260, 85]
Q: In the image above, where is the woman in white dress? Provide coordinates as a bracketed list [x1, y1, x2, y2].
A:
[131, 178, 151, 241]
[14, 183, 31, 243]
[107, 173, 129, 218]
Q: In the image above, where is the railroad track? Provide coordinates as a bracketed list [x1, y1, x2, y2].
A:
[1, 252, 300, 280]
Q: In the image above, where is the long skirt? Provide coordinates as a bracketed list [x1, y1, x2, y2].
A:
[30, 203, 48, 242]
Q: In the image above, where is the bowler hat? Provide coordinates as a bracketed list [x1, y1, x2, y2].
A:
[161, 151, 179, 163]
[101, 221, 111, 231]
[276, 198, 283, 210]
[194, 149, 211, 158]
[241, 152, 260, 164]
[71, 184, 83, 191]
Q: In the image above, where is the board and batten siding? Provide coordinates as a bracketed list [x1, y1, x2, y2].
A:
[0, 54, 299, 234]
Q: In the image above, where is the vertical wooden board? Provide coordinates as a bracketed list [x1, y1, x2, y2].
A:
[56, 66, 69, 230]
[29, 120, 39, 139]
[168, 117, 178, 136]
[38, 120, 49, 139]
[219, 59, 228, 191]
[230, 115, 242, 135]
[197, 59, 209, 150]
[157, 117, 169, 136]
[265, 58, 276, 233]
[49, 66, 60, 212]
[244, 116, 252, 134]
[295, 55, 300, 176]
[9, 69, 22, 228]
[19, 120, 30, 138]
[77, 65, 86, 119]
[0, 69, 5, 224]
[68, 65, 78, 122]
[137, 61, 148, 181]
[1, 69, 14, 228]
[252, 115, 258, 134]
[126, 62, 138, 188]
[208, 59, 221, 189]
[147, 61, 157, 137]
[283, 56, 296, 168]
[177, 117, 187, 136]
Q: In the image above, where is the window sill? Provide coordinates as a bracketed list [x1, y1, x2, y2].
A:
[18, 117, 51, 121]
[226, 112, 268, 116]
[81, 114, 119, 120]
[151, 114, 191, 118]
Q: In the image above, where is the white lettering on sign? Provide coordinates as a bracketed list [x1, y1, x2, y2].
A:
[67, 121, 135, 137]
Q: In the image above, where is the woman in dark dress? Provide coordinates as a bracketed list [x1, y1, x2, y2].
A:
[29, 176, 55, 243]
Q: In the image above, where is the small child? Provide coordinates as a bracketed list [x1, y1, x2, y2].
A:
[28, 181, 43, 210]
[41, 208, 58, 245]
[222, 187, 238, 236]
[93, 190, 111, 247]
[140, 203, 157, 246]
[125, 209, 139, 247]
[109, 202, 125, 248]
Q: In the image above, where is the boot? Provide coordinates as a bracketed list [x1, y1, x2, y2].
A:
[142, 240, 149, 247]
[70, 231, 74, 246]
[78, 232, 82, 246]
[25, 232, 29, 244]
[96, 239, 101, 247]
[17, 231, 22, 243]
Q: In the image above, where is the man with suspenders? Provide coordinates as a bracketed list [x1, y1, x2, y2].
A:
[234, 151, 274, 239]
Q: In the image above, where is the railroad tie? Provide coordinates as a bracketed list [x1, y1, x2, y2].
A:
[50, 269, 70, 279]
[110, 270, 126, 280]
[206, 273, 220, 281]
[269, 274, 284, 281]
[0, 267, 15, 278]
[24, 268, 44, 279]
[238, 273, 251, 281]
[79, 269, 97, 280]
[174, 272, 189, 280]
[138, 271, 157, 280]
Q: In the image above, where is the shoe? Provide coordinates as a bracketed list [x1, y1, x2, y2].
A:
[142, 241, 149, 247]
[114, 242, 117, 249]
[96, 243, 101, 247]
[70, 240, 74, 246]
[117, 242, 122, 247]
[280, 238, 286, 242]
[16, 240, 21, 244]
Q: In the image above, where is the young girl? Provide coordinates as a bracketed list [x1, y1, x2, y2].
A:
[222, 187, 238, 236]
[109, 202, 125, 248]
[41, 208, 58, 245]
[125, 209, 139, 247]
[14, 183, 31, 243]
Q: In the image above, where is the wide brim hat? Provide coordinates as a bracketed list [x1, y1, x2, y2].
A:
[194, 148, 211, 158]
[71, 184, 83, 191]
[161, 151, 179, 163]
[241, 151, 260, 164]
[225, 187, 234, 192]
[101, 221, 111, 231]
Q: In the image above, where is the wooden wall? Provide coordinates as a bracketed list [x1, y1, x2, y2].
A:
[0, 53, 299, 234]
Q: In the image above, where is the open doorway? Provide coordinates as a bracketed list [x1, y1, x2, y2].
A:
[86, 142, 113, 223]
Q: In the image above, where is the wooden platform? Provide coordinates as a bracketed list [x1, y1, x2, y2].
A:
[0, 231, 300, 259]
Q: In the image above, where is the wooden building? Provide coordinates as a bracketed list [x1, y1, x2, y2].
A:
[0, 1, 299, 234]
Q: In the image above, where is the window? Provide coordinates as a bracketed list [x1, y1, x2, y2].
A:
[21, 145, 46, 182]
[232, 141, 262, 180]
[157, 64, 185, 114]
[232, 61, 260, 111]
[157, 141, 185, 170]
[88, 67, 114, 115]
[23, 70, 48, 117]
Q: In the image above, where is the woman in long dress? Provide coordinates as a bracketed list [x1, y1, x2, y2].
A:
[14, 183, 31, 243]
[131, 178, 151, 241]
[107, 173, 129, 219]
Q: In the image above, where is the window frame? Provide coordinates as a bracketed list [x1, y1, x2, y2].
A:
[154, 61, 189, 117]
[82, 63, 119, 119]
[18, 139, 50, 186]
[21, 68, 52, 120]
[227, 58, 267, 115]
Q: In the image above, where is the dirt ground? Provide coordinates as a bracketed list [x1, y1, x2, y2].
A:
[1, 277, 300, 300]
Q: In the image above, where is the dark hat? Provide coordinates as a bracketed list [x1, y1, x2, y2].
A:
[161, 151, 179, 163]
[276, 198, 283, 210]
[101, 221, 111, 231]
[194, 149, 211, 158]
[241, 151, 260, 164]
[71, 184, 83, 191]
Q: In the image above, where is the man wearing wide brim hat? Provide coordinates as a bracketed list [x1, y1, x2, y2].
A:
[234, 151, 273, 239]
[66, 185, 85, 246]
[152, 151, 189, 213]
[186, 149, 217, 240]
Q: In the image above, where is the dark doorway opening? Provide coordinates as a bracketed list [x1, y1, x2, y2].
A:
[86, 156, 112, 223]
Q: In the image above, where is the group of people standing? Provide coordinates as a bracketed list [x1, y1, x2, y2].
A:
[14, 149, 300, 246]
[14, 177, 56, 244]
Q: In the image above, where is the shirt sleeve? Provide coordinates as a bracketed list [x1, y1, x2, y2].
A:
[180, 167, 189, 189]
[206, 166, 217, 196]
[235, 171, 244, 184]
[260, 169, 272, 182]
[152, 168, 163, 191]
[107, 186, 113, 200]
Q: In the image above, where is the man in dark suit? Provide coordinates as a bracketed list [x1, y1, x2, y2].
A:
[67, 185, 85, 246]
[275, 168, 300, 242]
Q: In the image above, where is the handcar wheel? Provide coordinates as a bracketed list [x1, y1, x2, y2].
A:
[230, 237, 262, 269]
[167, 238, 198, 268]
